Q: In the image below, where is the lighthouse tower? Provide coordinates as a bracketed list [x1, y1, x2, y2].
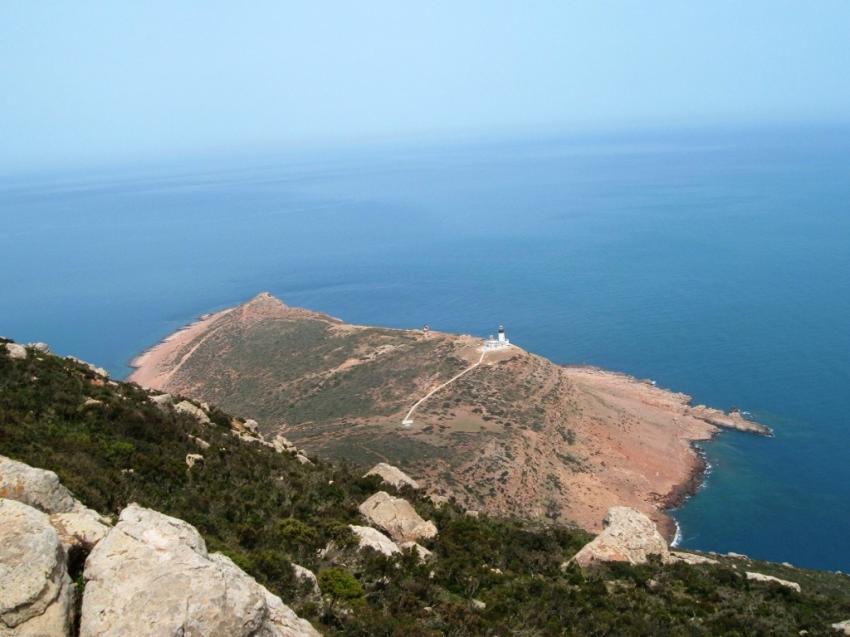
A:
[484, 325, 510, 350]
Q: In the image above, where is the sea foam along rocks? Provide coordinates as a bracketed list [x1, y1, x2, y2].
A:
[569, 506, 670, 568]
[364, 462, 420, 490]
[358, 491, 437, 543]
[79, 504, 318, 637]
[0, 498, 74, 637]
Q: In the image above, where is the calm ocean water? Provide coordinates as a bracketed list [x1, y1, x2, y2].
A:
[2, 128, 849, 571]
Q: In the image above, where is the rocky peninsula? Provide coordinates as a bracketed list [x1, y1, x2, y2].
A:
[129, 292, 769, 539]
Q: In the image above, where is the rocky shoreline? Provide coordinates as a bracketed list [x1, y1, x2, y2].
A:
[565, 365, 772, 437]
[659, 443, 711, 542]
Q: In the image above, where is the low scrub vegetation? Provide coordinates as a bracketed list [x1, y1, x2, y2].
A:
[2, 344, 849, 635]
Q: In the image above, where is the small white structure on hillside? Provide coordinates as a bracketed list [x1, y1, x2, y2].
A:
[484, 325, 510, 351]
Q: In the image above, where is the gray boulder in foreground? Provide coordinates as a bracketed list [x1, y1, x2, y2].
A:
[0, 499, 73, 637]
[0, 455, 80, 514]
[80, 504, 318, 637]
[570, 506, 670, 568]
[0, 455, 109, 551]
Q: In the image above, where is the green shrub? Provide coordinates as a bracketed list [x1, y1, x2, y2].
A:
[318, 567, 364, 609]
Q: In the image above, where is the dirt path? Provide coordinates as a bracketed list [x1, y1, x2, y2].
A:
[401, 349, 487, 426]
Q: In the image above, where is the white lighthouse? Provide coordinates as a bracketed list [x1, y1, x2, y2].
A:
[484, 325, 511, 351]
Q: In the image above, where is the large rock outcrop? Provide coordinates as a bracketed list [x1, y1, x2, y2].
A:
[149, 392, 174, 411]
[570, 506, 670, 568]
[80, 504, 318, 637]
[0, 455, 80, 513]
[358, 491, 437, 543]
[400, 541, 433, 562]
[174, 400, 211, 425]
[65, 356, 108, 378]
[0, 455, 109, 551]
[745, 571, 801, 593]
[349, 524, 401, 556]
[292, 564, 320, 595]
[364, 463, 419, 490]
[3, 342, 27, 360]
[689, 404, 771, 435]
[272, 434, 297, 454]
[49, 510, 110, 553]
[0, 499, 74, 637]
[669, 550, 718, 565]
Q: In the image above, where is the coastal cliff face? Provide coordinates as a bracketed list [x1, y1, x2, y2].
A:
[129, 293, 767, 538]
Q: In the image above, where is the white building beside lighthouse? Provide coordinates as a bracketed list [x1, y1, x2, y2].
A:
[484, 325, 511, 350]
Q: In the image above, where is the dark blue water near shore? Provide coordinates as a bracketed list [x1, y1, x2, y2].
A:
[2, 128, 849, 571]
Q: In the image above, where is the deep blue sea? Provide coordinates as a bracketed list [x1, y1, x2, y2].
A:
[2, 127, 849, 572]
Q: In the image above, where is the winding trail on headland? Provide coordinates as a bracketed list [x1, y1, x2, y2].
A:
[401, 348, 490, 425]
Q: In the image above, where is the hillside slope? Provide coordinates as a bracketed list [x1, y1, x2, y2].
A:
[130, 292, 768, 537]
[3, 340, 850, 635]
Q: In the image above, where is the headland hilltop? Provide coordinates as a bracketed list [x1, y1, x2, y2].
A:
[129, 292, 770, 539]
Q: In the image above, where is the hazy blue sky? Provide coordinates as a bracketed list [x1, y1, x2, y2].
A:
[2, 1, 849, 171]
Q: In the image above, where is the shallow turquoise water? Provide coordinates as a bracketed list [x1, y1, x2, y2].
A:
[2, 127, 849, 571]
